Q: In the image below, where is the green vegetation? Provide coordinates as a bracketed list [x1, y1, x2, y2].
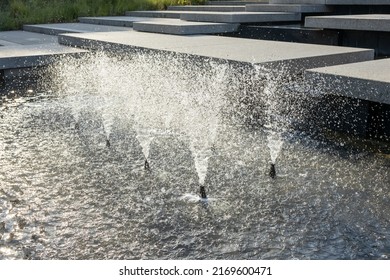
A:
[0, 0, 206, 31]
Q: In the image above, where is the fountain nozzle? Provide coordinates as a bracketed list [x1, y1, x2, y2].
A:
[106, 139, 111, 148]
[144, 159, 150, 170]
[200, 185, 207, 199]
[269, 163, 276, 179]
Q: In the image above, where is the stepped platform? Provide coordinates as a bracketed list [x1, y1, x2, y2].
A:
[168, 5, 246, 12]
[132, 19, 238, 35]
[180, 11, 301, 23]
[23, 23, 131, 36]
[305, 14, 390, 32]
[58, 31, 373, 73]
[305, 58, 390, 105]
[125, 10, 183, 18]
[207, 1, 269, 5]
[0, 31, 57, 45]
[0, 43, 87, 70]
[246, 4, 331, 13]
[326, 0, 390, 4]
[78, 16, 162, 27]
[236, 24, 339, 45]
[270, 0, 325, 4]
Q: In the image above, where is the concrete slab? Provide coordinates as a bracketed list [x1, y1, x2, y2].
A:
[326, 0, 390, 4]
[0, 31, 57, 45]
[238, 24, 339, 45]
[133, 19, 239, 35]
[246, 4, 331, 13]
[305, 58, 390, 104]
[180, 11, 301, 23]
[58, 31, 374, 73]
[0, 43, 88, 70]
[125, 10, 183, 18]
[271, 0, 326, 3]
[305, 14, 390, 32]
[78, 16, 163, 27]
[207, 1, 269, 5]
[23, 23, 131, 36]
[0, 40, 19, 46]
[168, 5, 245, 12]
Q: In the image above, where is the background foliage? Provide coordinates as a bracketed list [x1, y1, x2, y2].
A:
[0, 0, 206, 30]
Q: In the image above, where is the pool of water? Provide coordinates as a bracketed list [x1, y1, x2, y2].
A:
[1, 92, 389, 260]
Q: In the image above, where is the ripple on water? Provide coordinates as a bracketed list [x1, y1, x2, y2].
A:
[1, 87, 389, 260]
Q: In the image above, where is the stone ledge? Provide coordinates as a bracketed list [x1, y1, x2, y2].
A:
[180, 11, 301, 23]
[0, 43, 88, 70]
[305, 58, 390, 104]
[246, 4, 331, 13]
[133, 20, 239, 35]
[58, 31, 374, 74]
[305, 14, 390, 32]
[23, 23, 131, 36]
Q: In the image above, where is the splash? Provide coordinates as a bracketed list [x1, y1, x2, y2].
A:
[49, 52, 228, 182]
[267, 130, 284, 164]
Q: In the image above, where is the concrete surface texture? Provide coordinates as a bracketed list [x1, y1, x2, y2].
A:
[326, 0, 390, 4]
[78, 16, 164, 27]
[125, 10, 183, 18]
[0, 43, 88, 70]
[305, 14, 390, 32]
[132, 19, 239, 35]
[0, 31, 57, 45]
[270, 0, 326, 4]
[168, 5, 246, 11]
[305, 58, 390, 104]
[23, 23, 131, 36]
[58, 31, 373, 71]
[179, 11, 301, 23]
[246, 4, 331, 12]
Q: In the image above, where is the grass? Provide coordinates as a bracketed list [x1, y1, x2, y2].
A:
[0, 0, 206, 31]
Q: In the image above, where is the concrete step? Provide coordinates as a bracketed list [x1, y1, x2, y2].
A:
[78, 16, 163, 27]
[180, 11, 301, 23]
[0, 43, 87, 70]
[0, 30, 57, 45]
[23, 23, 131, 36]
[246, 4, 332, 13]
[207, 1, 268, 5]
[125, 10, 182, 18]
[133, 19, 239, 35]
[270, 0, 325, 4]
[274, 0, 390, 4]
[326, 0, 390, 4]
[58, 30, 373, 74]
[237, 24, 339, 45]
[168, 5, 246, 12]
[305, 58, 390, 105]
[305, 14, 390, 32]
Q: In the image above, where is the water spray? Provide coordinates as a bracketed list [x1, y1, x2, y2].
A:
[199, 185, 207, 199]
[144, 159, 150, 170]
[269, 163, 276, 179]
[106, 139, 111, 148]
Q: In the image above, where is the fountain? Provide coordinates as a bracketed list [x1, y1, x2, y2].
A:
[0, 50, 389, 260]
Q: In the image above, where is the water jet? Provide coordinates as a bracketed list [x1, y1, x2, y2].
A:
[269, 163, 276, 179]
[144, 159, 150, 170]
[199, 185, 207, 199]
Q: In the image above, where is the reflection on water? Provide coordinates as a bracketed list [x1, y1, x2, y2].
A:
[0, 93, 389, 260]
